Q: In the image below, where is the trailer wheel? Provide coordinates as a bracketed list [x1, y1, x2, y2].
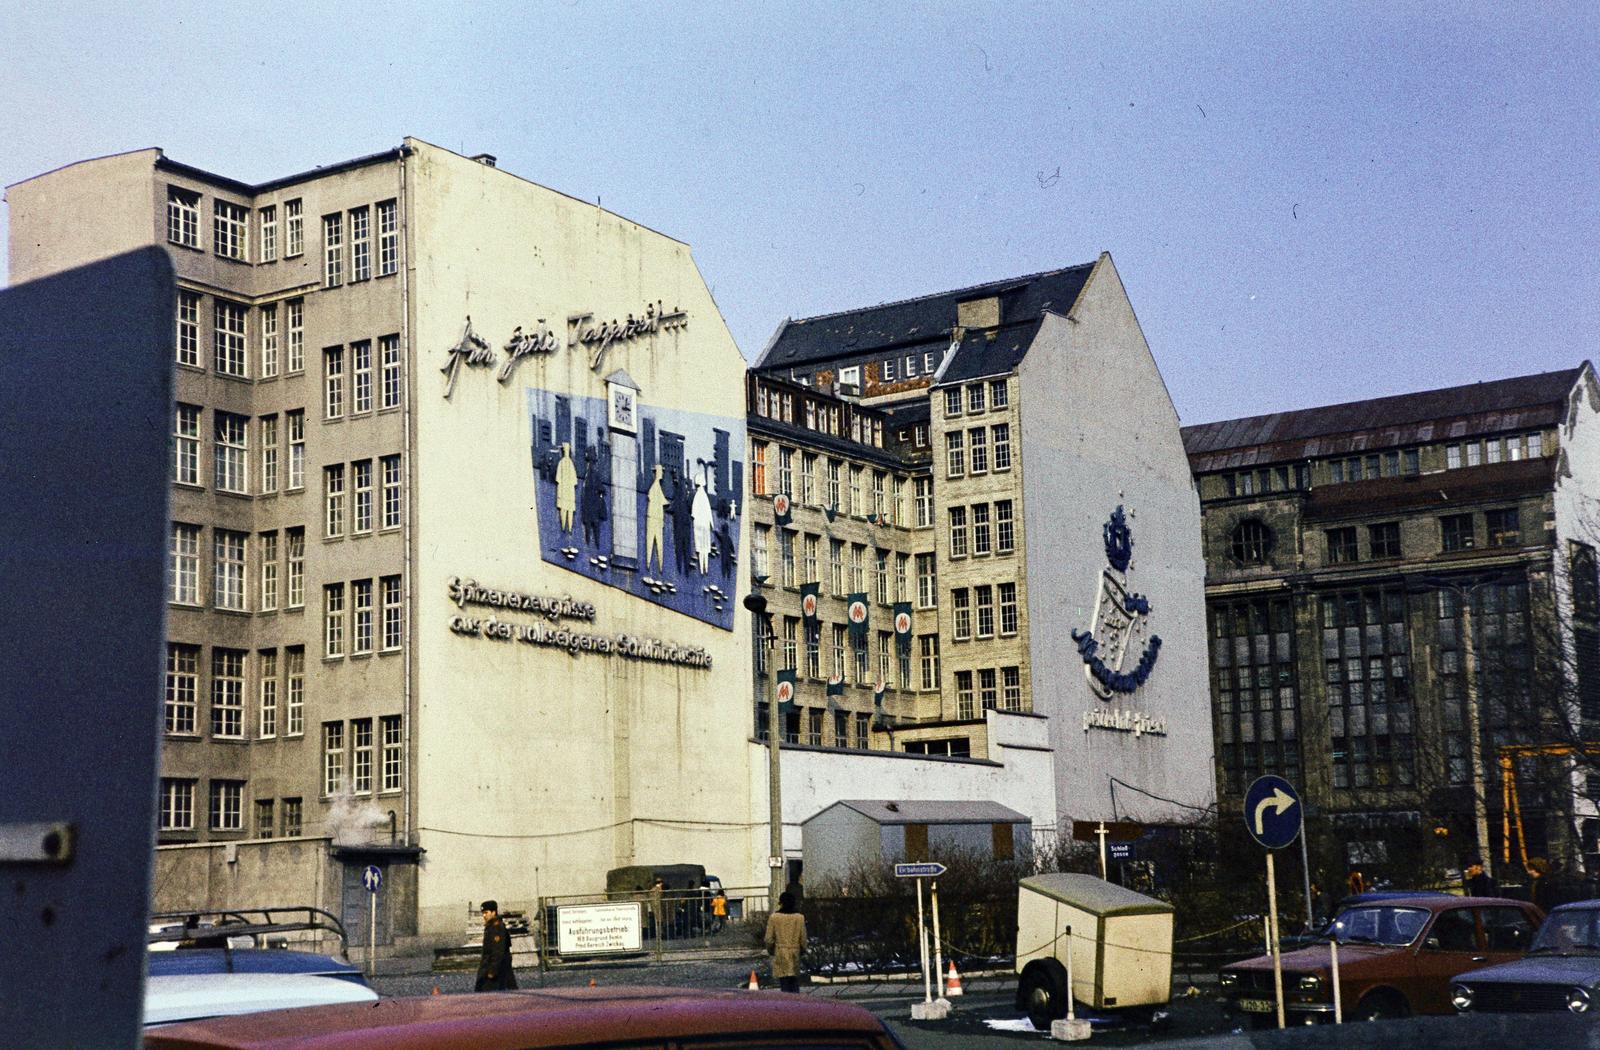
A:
[1018, 958, 1071, 1031]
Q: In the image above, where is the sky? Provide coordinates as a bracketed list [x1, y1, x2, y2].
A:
[2, 2, 1595, 426]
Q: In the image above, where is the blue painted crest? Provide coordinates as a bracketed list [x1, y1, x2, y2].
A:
[1103, 505, 1133, 572]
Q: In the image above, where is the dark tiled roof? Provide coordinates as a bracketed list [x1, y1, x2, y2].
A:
[935, 323, 1038, 386]
[756, 263, 1096, 372]
[1301, 457, 1556, 522]
[1182, 368, 1583, 465]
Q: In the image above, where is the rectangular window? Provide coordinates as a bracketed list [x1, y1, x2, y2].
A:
[353, 459, 373, 533]
[256, 799, 274, 838]
[883, 357, 896, 382]
[174, 404, 200, 485]
[751, 442, 768, 496]
[920, 634, 941, 690]
[349, 206, 371, 282]
[968, 427, 988, 474]
[915, 477, 933, 528]
[979, 667, 998, 711]
[160, 779, 195, 831]
[944, 387, 962, 417]
[287, 299, 305, 373]
[777, 446, 794, 495]
[802, 533, 819, 584]
[258, 648, 278, 737]
[990, 378, 1009, 408]
[381, 575, 403, 650]
[780, 529, 796, 587]
[1486, 507, 1521, 547]
[832, 624, 847, 681]
[805, 620, 820, 679]
[170, 523, 200, 605]
[285, 647, 305, 735]
[211, 781, 244, 832]
[895, 553, 909, 604]
[967, 383, 986, 413]
[287, 410, 305, 489]
[1466, 442, 1482, 467]
[325, 464, 346, 537]
[1486, 438, 1502, 464]
[352, 339, 372, 414]
[380, 334, 402, 409]
[352, 718, 373, 793]
[996, 500, 1015, 553]
[829, 539, 844, 595]
[165, 643, 199, 734]
[324, 583, 345, 658]
[1383, 450, 1399, 477]
[259, 205, 277, 262]
[956, 670, 975, 719]
[323, 214, 343, 287]
[946, 431, 965, 477]
[214, 301, 247, 377]
[1508, 436, 1525, 461]
[283, 798, 303, 837]
[1369, 522, 1401, 560]
[799, 453, 816, 506]
[259, 531, 278, 612]
[752, 524, 769, 578]
[214, 412, 248, 493]
[285, 199, 304, 256]
[213, 200, 247, 260]
[381, 715, 403, 792]
[1446, 444, 1462, 469]
[827, 459, 842, 509]
[168, 187, 200, 247]
[1404, 448, 1420, 475]
[286, 528, 305, 608]
[992, 423, 1011, 471]
[322, 722, 345, 796]
[1528, 432, 1544, 458]
[1000, 582, 1019, 635]
[972, 503, 992, 556]
[176, 291, 200, 367]
[1326, 526, 1358, 564]
[1441, 513, 1475, 552]
[352, 579, 374, 655]
[324, 346, 345, 419]
[260, 415, 278, 494]
[782, 616, 798, 670]
[849, 466, 863, 515]
[872, 471, 887, 519]
[378, 200, 398, 276]
[260, 305, 279, 378]
[381, 455, 402, 529]
[916, 553, 937, 609]
[949, 506, 968, 558]
[1002, 666, 1022, 711]
[893, 476, 906, 525]
[952, 588, 971, 640]
[213, 529, 246, 610]
[850, 544, 866, 592]
[975, 585, 995, 638]
[211, 648, 244, 738]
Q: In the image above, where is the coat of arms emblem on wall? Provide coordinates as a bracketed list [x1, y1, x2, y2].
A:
[1070, 506, 1162, 698]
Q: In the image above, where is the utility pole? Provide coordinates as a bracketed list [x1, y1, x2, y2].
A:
[1460, 596, 1493, 879]
[743, 593, 784, 912]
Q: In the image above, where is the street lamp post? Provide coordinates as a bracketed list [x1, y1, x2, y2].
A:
[743, 593, 784, 913]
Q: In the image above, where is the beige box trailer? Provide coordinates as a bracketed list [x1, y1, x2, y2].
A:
[1014, 873, 1174, 1028]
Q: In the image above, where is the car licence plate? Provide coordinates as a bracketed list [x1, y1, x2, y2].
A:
[1238, 998, 1274, 1013]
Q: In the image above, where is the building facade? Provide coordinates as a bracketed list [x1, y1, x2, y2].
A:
[1183, 366, 1600, 885]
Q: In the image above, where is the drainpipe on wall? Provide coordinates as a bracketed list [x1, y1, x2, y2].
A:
[397, 144, 416, 845]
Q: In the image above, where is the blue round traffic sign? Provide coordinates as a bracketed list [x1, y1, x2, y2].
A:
[362, 864, 383, 893]
[1243, 775, 1302, 850]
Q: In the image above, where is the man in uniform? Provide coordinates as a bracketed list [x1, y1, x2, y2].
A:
[475, 899, 517, 991]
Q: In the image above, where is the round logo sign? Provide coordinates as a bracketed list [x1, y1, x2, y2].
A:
[894, 612, 911, 633]
[775, 679, 794, 704]
[849, 601, 867, 624]
[773, 494, 790, 515]
[802, 593, 818, 617]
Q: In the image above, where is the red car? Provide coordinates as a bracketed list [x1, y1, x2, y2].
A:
[143, 986, 907, 1049]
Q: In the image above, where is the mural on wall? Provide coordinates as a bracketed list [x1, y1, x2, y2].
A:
[526, 370, 742, 630]
[1071, 506, 1163, 698]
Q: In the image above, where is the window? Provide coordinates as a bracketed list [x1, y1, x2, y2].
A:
[210, 781, 243, 831]
[1369, 522, 1401, 559]
[214, 412, 248, 493]
[991, 379, 1009, 408]
[968, 428, 988, 474]
[380, 334, 402, 409]
[779, 529, 795, 587]
[1528, 432, 1544, 458]
[1000, 582, 1019, 635]
[896, 553, 909, 604]
[916, 553, 937, 609]
[752, 525, 770, 578]
[167, 188, 200, 247]
[285, 410, 305, 489]
[352, 340, 372, 414]
[349, 206, 371, 282]
[325, 584, 346, 657]
[850, 544, 866, 592]
[849, 466, 863, 515]
[782, 616, 798, 670]
[777, 446, 793, 495]
[259, 206, 277, 262]
[1326, 526, 1358, 564]
[174, 404, 200, 485]
[975, 586, 995, 638]
[1404, 448, 1420, 475]
[211, 648, 244, 738]
[260, 305, 279, 379]
[949, 506, 968, 557]
[751, 442, 768, 496]
[915, 423, 929, 448]
[915, 477, 933, 528]
[1364, 454, 1379, 479]
[285, 199, 304, 256]
[944, 387, 962, 417]
[920, 634, 941, 689]
[259, 531, 278, 612]
[1486, 507, 1521, 547]
[165, 643, 199, 734]
[287, 299, 305, 373]
[283, 797, 303, 837]
[258, 649, 278, 737]
[874, 549, 889, 604]
[381, 715, 403, 791]
[260, 415, 278, 494]
[827, 459, 842, 509]
[1231, 520, 1272, 564]
[829, 539, 844, 595]
[893, 477, 906, 525]
[213, 529, 246, 610]
[802, 532, 819, 586]
[799, 453, 816, 505]
[324, 346, 345, 419]
[323, 214, 343, 286]
[170, 523, 200, 605]
[214, 301, 247, 377]
[1441, 513, 1475, 552]
[877, 631, 892, 686]
[322, 722, 344, 796]
[992, 423, 1011, 471]
[353, 459, 373, 533]
[872, 471, 887, 519]
[972, 503, 991, 555]
[1466, 442, 1482, 467]
[1002, 666, 1022, 711]
[352, 579, 374, 654]
[979, 667, 998, 710]
[1486, 438, 1502, 464]
[956, 670, 975, 719]
[381, 575, 403, 650]
[286, 528, 305, 608]
[160, 779, 195, 831]
[1508, 435, 1525, 461]
[995, 500, 1016, 554]
[381, 455, 402, 529]
[1446, 444, 1462, 469]
[1383, 450, 1399, 477]
[285, 647, 304, 735]
[325, 465, 346, 537]
[855, 711, 871, 749]
[213, 200, 247, 260]
[378, 200, 398, 276]
[883, 357, 896, 382]
[256, 799, 275, 838]
[952, 588, 971, 640]
[352, 718, 374, 793]
[967, 383, 986, 413]
[945, 431, 965, 477]
[176, 292, 200, 367]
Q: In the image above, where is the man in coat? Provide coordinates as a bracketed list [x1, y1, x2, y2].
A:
[763, 891, 807, 992]
[475, 899, 517, 991]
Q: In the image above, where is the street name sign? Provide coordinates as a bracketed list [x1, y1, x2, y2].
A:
[894, 862, 947, 878]
[1243, 775, 1302, 850]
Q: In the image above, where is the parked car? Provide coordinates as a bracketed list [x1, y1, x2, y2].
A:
[1280, 890, 1453, 951]
[1219, 895, 1542, 1025]
[1452, 899, 1600, 1014]
[143, 986, 907, 1049]
[144, 972, 378, 1027]
[146, 907, 366, 985]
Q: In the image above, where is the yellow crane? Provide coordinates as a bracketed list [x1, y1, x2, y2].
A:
[1499, 742, 1600, 871]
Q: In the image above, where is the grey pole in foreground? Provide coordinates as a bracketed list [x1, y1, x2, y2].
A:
[744, 593, 784, 913]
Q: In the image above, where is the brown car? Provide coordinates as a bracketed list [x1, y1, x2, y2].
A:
[142, 986, 907, 1049]
[1219, 895, 1543, 1024]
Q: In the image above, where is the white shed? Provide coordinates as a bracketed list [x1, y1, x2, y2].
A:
[800, 799, 1032, 888]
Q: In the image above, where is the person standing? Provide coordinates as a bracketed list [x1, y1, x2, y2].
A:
[475, 900, 517, 991]
[1464, 856, 1499, 897]
[764, 891, 807, 993]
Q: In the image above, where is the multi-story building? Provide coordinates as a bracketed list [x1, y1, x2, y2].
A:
[1183, 366, 1600, 885]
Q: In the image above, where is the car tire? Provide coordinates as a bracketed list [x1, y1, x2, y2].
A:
[1018, 958, 1071, 1031]
[1352, 989, 1410, 1023]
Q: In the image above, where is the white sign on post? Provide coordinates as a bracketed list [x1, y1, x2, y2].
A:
[555, 902, 643, 956]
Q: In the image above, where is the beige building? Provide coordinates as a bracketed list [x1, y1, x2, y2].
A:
[7, 141, 764, 947]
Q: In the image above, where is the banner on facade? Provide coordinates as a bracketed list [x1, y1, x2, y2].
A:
[773, 492, 792, 527]
[893, 601, 912, 655]
[847, 593, 869, 644]
[800, 582, 820, 623]
[775, 669, 797, 711]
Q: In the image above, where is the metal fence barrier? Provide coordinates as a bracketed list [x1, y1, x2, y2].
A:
[532, 886, 771, 967]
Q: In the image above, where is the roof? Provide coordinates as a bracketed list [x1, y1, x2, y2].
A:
[1018, 873, 1174, 917]
[935, 323, 1040, 386]
[756, 263, 1096, 373]
[810, 799, 1030, 826]
[1182, 367, 1585, 468]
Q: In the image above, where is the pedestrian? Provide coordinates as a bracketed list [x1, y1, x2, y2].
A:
[710, 887, 728, 934]
[475, 899, 517, 991]
[764, 891, 807, 993]
[1464, 856, 1499, 898]
[649, 877, 666, 941]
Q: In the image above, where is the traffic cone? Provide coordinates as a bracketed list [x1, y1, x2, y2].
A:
[430, 985, 440, 996]
[588, 978, 597, 987]
[747, 970, 760, 991]
[945, 960, 963, 997]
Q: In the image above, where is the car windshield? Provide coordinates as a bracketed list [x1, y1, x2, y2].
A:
[1531, 908, 1600, 954]
[1329, 906, 1430, 946]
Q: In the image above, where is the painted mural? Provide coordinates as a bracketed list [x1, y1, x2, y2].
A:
[527, 380, 743, 630]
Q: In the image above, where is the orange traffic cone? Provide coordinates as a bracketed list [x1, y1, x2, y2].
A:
[430, 985, 440, 996]
[588, 978, 597, 987]
[946, 960, 963, 997]
[747, 970, 760, 991]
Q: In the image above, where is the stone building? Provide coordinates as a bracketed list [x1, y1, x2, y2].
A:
[1182, 365, 1600, 884]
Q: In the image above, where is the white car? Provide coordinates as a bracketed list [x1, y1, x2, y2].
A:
[144, 972, 378, 1026]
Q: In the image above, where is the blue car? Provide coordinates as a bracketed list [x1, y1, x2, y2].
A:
[1452, 899, 1600, 1014]
[146, 907, 367, 986]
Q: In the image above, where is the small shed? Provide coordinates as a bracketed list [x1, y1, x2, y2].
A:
[1016, 872, 1173, 1011]
[801, 799, 1032, 888]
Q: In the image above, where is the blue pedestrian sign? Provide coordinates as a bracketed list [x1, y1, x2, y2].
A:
[1243, 775, 1302, 850]
[894, 862, 947, 878]
[362, 864, 383, 893]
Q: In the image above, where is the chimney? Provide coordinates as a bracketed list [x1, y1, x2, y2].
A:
[471, 153, 498, 168]
[956, 296, 1001, 329]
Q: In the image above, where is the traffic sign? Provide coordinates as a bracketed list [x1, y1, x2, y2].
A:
[1108, 842, 1133, 861]
[1243, 775, 1302, 850]
[362, 864, 383, 893]
[894, 862, 946, 878]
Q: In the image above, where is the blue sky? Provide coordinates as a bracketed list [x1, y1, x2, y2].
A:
[3, 2, 1595, 425]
